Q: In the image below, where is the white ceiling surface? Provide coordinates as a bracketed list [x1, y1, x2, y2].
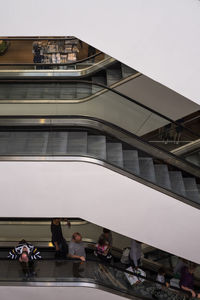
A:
[0, 161, 199, 264]
[1, 0, 200, 106]
[0, 286, 128, 300]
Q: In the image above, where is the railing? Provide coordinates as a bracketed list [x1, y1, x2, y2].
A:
[0, 52, 105, 69]
[0, 117, 198, 208]
[0, 257, 192, 300]
[0, 37, 107, 71]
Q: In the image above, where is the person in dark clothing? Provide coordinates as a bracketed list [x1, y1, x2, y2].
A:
[180, 263, 200, 298]
[8, 239, 41, 278]
[51, 218, 71, 258]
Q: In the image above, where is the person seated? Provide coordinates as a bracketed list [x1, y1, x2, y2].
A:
[180, 263, 200, 298]
[8, 239, 41, 278]
[94, 234, 112, 263]
[102, 228, 113, 248]
[68, 232, 86, 262]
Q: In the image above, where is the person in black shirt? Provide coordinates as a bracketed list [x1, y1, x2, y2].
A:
[51, 218, 70, 258]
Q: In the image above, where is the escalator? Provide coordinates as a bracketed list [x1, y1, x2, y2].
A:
[0, 80, 199, 152]
[0, 31, 199, 298]
[0, 121, 198, 206]
[0, 55, 138, 87]
[0, 219, 198, 300]
[0, 116, 199, 261]
[0, 79, 198, 172]
[0, 37, 139, 91]
[0, 80, 199, 263]
[0, 257, 192, 300]
[171, 139, 200, 168]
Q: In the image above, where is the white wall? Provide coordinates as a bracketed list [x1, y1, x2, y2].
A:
[0, 286, 128, 300]
[0, 160, 199, 264]
[1, 0, 200, 105]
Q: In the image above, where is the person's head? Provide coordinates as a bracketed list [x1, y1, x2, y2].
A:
[52, 218, 61, 225]
[188, 263, 196, 274]
[103, 228, 110, 239]
[19, 239, 27, 245]
[72, 232, 82, 243]
[98, 234, 107, 247]
[135, 239, 141, 245]
[158, 267, 166, 276]
[20, 251, 29, 263]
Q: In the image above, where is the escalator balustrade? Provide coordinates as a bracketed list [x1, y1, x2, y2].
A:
[0, 128, 199, 206]
[0, 257, 192, 300]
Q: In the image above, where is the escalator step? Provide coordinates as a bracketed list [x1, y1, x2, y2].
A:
[139, 157, 156, 183]
[59, 83, 76, 99]
[87, 135, 106, 160]
[46, 132, 68, 155]
[106, 143, 123, 168]
[21, 132, 49, 154]
[92, 76, 106, 94]
[76, 83, 92, 99]
[121, 63, 137, 78]
[154, 164, 171, 190]
[197, 184, 200, 195]
[0, 132, 11, 154]
[169, 171, 186, 197]
[26, 84, 57, 100]
[183, 178, 200, 204]
[0, 132, 27, 155]
[106, 68, 122, 86]
[67, 132, 87, 155]
[29, 132, 48, 154]
[123, 150, 140, 175]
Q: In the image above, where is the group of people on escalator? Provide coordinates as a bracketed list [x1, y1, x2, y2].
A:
[8, 218, 200, 299]
[8, 218, 113, 277]
[51, 218, 113, 262]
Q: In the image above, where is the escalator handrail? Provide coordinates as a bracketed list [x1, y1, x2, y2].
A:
[0, 52, 104, 67]
[1, 79, 199, 141]
[0, 256, 190, 298]
[0, 36, 81, 41]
